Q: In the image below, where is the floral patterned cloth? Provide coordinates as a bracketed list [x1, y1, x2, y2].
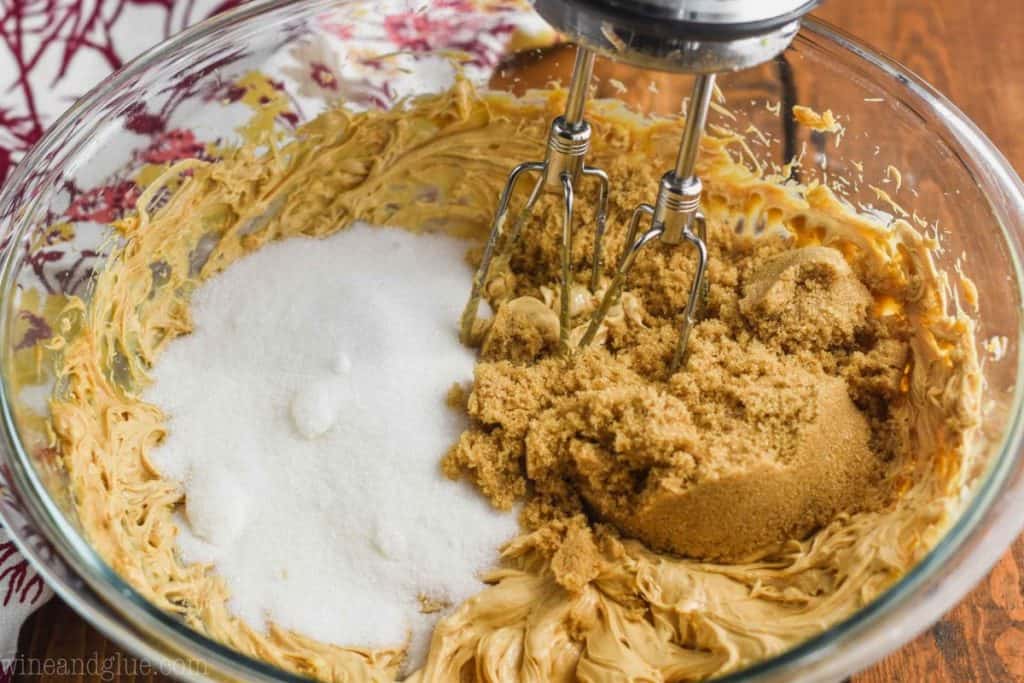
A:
[0, 0, 550, 676]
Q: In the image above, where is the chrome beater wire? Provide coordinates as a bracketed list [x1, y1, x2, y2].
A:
[459, 46, 610, 352]
[579, 73, 716, 373]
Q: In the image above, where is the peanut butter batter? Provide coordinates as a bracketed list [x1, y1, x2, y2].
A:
[47, 79, 981, 681]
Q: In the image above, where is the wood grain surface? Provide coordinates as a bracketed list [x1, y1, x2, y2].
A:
[15, 1, 1024, 681]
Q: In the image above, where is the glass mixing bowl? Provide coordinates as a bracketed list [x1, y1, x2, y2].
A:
[1, 1, 1023, 681]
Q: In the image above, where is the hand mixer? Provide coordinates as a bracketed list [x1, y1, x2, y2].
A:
[460, 0, 821, 369]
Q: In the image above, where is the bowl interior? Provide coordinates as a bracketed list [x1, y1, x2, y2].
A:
[1, 2, 1023, 681]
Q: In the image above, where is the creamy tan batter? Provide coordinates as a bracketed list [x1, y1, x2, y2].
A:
[45, 80, 981, 681]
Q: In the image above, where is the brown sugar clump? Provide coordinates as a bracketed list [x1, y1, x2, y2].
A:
[480, 296, 560, 363]
[590, 373, 876, 560]
[740, 246, 873, 352]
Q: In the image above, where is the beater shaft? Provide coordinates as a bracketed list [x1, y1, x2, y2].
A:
[459, 46, 610, 352]
[675, 74, 714, 179]
[563, 47, 595, 126]
[579, 74, 715, 372]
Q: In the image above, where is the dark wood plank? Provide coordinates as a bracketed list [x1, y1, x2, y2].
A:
[16, 1, 1024, 681]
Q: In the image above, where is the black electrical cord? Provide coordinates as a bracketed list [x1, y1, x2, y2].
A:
[777, 52, 800, 183]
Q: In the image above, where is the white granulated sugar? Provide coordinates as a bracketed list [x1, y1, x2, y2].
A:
[145, 223, 516, 666]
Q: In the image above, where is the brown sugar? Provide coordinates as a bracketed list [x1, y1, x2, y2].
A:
[740, 245, 874, 352]
[444, 183, 908, 564]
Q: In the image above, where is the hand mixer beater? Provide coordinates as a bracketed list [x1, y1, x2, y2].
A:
[461, 0, 821, 368]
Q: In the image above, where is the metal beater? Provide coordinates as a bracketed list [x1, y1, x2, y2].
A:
[459, 47, 609, 352]
[461, 0, 821, 369]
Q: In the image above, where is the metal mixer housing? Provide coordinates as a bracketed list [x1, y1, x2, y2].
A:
[533, 0, 821, 72]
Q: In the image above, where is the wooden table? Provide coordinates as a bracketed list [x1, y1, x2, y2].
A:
[16, 1, 1024, 681]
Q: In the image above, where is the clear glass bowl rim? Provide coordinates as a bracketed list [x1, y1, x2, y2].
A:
[0, 1, 1022, 681]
